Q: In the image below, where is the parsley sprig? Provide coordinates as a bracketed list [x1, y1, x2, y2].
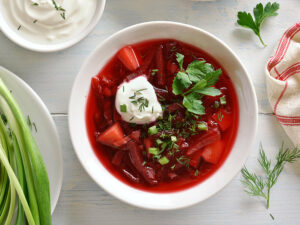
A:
[172, 53, 222, 115]
[241, 143, 300, 213]
[237, 2, 280, 46]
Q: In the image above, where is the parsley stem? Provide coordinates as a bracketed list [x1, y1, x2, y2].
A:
[258, 33, 267, 47]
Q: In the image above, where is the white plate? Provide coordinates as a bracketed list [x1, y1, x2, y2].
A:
[0, 66, 63, 213]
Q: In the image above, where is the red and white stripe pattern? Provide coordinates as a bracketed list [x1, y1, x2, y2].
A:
[266, 23, 300, 146]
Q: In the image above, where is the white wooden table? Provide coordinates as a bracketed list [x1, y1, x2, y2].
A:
[1, 0, 300, 224]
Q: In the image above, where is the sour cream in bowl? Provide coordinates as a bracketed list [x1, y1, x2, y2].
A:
[115, 76, 163, 124]
[0, 0, 106, 52]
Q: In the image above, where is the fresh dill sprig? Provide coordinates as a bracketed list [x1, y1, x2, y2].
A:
[241, 143, 300, 211]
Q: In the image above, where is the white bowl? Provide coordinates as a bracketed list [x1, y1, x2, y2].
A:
[0, 0, 106, 52]
[69, 21, 258, 210]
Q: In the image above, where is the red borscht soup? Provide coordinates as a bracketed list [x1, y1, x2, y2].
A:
[86, 39, 239, 193]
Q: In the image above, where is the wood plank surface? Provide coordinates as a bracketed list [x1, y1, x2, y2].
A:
[0, 0, 299, 224]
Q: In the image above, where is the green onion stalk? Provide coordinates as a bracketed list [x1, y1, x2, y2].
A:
[0, 78, 51, 225]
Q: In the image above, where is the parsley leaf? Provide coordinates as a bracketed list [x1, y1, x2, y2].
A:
[183, 93, 205, 115]
[254, 2, 279, 26]
[237, 2, 280, 46]
[196, 87, 221, 96]
[202, 69, 222, 87]
[186, 60, 215, 83]
[172, 71, 192, 95]
[184, 79, 207, 96]
[172, 53, 222, 115]
[176, 53, 184, 70]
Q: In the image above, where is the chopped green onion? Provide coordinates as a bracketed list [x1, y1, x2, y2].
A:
[198, 122, 208, 131]
[148, 147, 160, 155]
[151, 69, 159, 76]
[158, 156, 169, 165]
[129, 123, 136, 128]
[120, 104, 127, 113]
[220, 95, 226, 105]
[171, 136, 177, 142]
[148, 125, 158, 135]
[214, 101, 220, 109]
[171, 164, 176, 170]
[161, 142, 168, 151]
[156, 139, 163, 145]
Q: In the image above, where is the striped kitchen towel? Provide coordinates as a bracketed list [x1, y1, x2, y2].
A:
[266, 23, 300, 146]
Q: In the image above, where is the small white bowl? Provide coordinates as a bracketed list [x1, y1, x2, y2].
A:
[0, 0, 106, 52]
[69, 21, 258, 210]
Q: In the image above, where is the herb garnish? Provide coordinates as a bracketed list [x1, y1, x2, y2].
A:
[172, 53, 222, 115]
[148, 125, 158, 135]
[129, 88, 147, 98]
[217, 112, 224, 122]
[170, 46, 177, 52]
[52, 0, 67, 20]
[214, 101, 220, 109]
[27, 115, 37, 132]
[197, 121, 208, 131]
[158, 156, 169, 165]
[156, 93, 166, 102]
[32, 122, 37, 132]
[151, 69, 158, 76]
[176, 156, 190, 168]
[32, 3, 39, 6]
[237, 2, 280, 46]
[120, 104, 127, 113]
[220, 95, 226, 105]
[17, 25, 21, 30]
[130, 89, 149, 112]
[241, 143, 300, 218]
[33, 20, 38, 24]
[27, 115, 32, 130]
[60, 12, 66, 20]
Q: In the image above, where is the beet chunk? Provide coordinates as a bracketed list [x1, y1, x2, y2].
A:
[127, 141, 158, 185]
[186, 128, 221, 156]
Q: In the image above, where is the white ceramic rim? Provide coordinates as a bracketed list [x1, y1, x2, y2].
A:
[0, 66, 63, 213]
[0, 0, 106, 52]
[69, 21, 258, 210]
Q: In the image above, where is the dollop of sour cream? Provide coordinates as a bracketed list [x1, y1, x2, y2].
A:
[115, 76, 163, 124]
[0, 0, 97, 44]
